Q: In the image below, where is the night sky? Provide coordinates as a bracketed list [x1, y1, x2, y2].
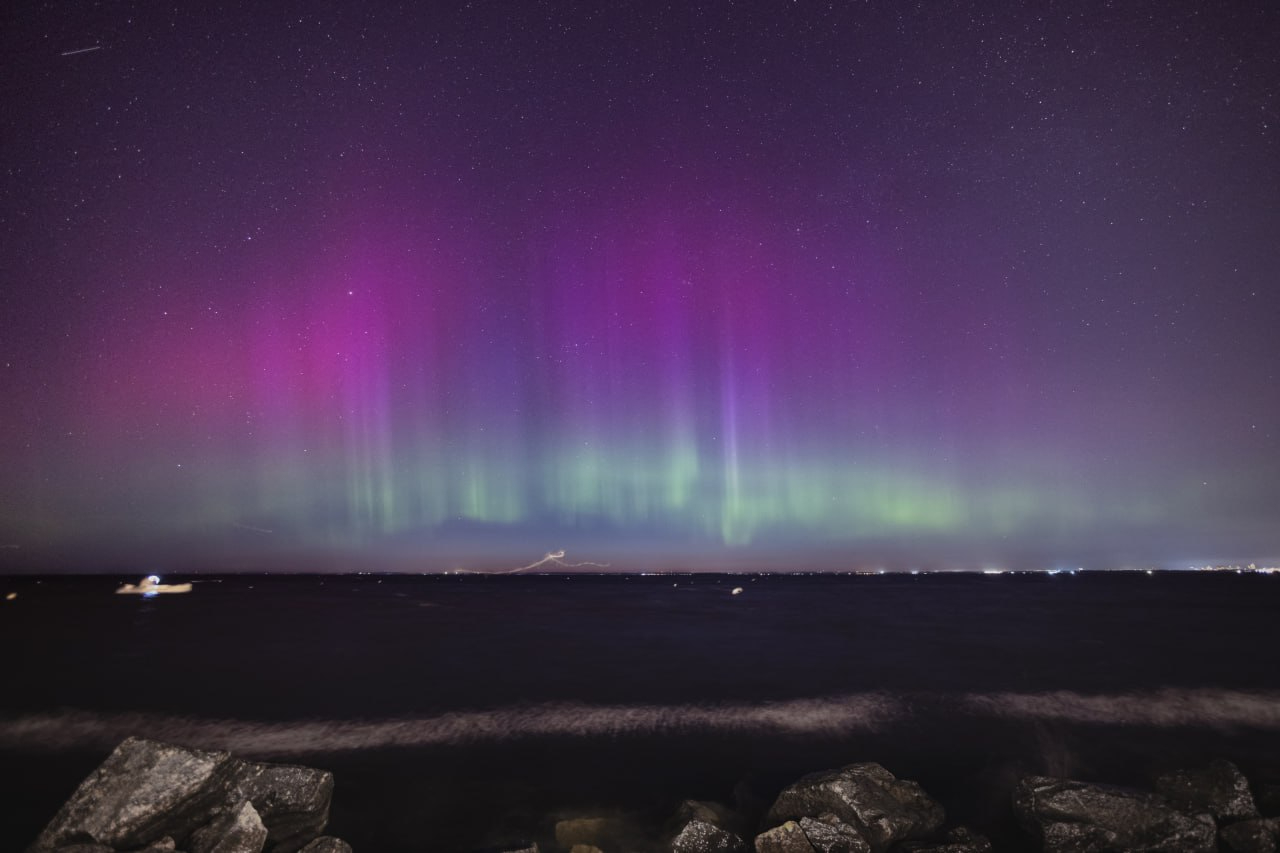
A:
[2, 1, 1277, 573]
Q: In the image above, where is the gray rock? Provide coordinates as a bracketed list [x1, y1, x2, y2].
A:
[1221, 818, 1279, 853]
[189, 801, 267, 853]
[766, 763, 943, 853]
[1013, 775, 1217, 852]
[755, 821, 816, 853]
[1156, 760, 1260, 822]
[224, 759, 332, 852]
[797, 814, 870, 853]
[898, 826, 993, 853]
[29, 738, 334, 853]
[672, 819, 747, 853]
[49, 845, 114, 853]
[297, 837, 354, 853]
[29, 737, 235, 851]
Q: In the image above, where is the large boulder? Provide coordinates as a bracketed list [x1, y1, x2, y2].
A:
[224, 759, 333, 852]
[28, 737, 235, 851]
[1155, 761, 1259, 822]
[1013, 775, 1217, 852]
[766, 763, 943, 853]
[28, 738, 333, 853]
[189, 800, 268, 853]
[673, 819, 748, 853]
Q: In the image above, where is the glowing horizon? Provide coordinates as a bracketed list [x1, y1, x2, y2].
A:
[2, 2, 1277, 572]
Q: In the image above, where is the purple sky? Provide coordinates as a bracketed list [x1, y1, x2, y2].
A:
[2, 1, 1277, 572]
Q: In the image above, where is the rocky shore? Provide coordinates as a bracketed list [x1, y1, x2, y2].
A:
[27, 738, 347, 853]
[26, 738, 1280, 852]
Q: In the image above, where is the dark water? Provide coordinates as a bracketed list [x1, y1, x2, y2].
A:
[3, 572, 1279, 850]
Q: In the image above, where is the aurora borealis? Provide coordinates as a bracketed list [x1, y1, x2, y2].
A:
[2, 1, 1277, 572]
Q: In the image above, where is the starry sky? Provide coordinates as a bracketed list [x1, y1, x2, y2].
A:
[1, 1, 1277, 573]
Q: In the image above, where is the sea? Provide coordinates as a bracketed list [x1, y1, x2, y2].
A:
[2, 572, 1279, 851]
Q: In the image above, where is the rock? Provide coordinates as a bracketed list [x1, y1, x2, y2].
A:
[488, 845, 538, 853]
[669, 799, 749, 851]
[224, 759, 332, 852]
[673, 800, 743, 833]
[297, 837, 354, 853]
[755, 821, 816, 853]
[188, 801, 267, 853]
[48, 845, 114, 853]
[1220, 818, 1279, 853]
[797, 814, 870, 853]
[766, 763, 943, 853]
[555, 817, 633, 849]
[28, 738, 332, 853]
[898, 826, 993, 853]
[672, 818, 747, 853]
[1155, 760, 1259, 822]
[29, 737, 235, 851]
[569, 847, 603, 853]
[1013, 775, 1217, 852]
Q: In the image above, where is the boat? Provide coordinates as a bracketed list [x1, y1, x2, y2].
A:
[115, 575, 193, 595]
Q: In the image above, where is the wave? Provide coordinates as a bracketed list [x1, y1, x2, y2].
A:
[0, 694, 900, 755]
[961, 687, 1280, 731]
[2, 688, 1277, 756]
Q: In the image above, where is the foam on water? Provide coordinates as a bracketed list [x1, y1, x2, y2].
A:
[2, 688, 1278, 757]
[0, 694, 899, 755]
[963, 687, 1280, 730]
